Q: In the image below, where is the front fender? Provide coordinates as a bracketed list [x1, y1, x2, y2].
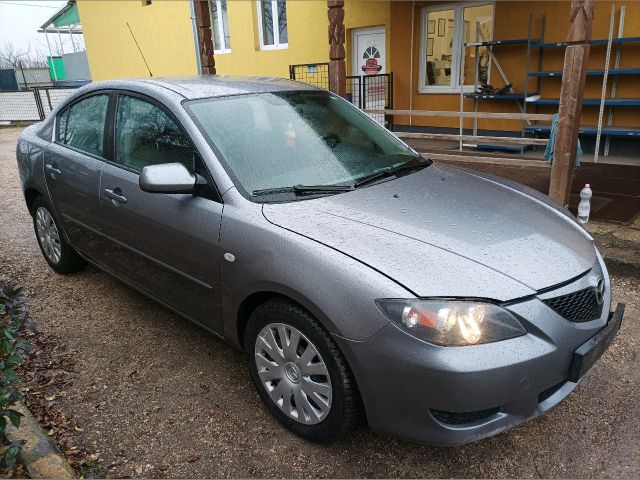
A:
[219, 193, 412, 348]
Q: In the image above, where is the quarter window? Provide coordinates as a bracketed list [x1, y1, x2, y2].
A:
[114, 95, 196, 172]
[210, 0, 231, 53]
[58, 94, 109, 157]
[420, 2, 494, 93]
[257, 0, 287, 50]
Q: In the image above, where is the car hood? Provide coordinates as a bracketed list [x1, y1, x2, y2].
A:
[262, 163, 596, 301]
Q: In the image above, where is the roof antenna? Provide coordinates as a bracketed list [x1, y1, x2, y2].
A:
[127, 22, 153, 77]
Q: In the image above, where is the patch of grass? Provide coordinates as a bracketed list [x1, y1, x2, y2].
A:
[592, 230, 629, 249]
[0, 280, 33, 473]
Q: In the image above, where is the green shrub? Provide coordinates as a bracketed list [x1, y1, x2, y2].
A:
[0, 282, 31, 471]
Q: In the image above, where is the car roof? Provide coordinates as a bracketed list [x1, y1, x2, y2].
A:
[90, 75, 323, 100]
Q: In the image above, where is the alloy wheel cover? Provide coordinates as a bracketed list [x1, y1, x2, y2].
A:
[254, 322, 333, 425]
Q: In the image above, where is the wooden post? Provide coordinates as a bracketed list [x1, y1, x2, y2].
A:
[328, 0, 346, 97]
[548, 0, 594, 204]
[194, 0, 216, 75]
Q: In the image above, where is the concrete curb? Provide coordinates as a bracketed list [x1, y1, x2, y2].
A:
[4, 402, 75, 478]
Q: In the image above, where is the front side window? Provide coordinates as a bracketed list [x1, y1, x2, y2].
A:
[115, 95, 196, 172]
[210, 0, 231, 53]
[186, 91, 423, 199]
[420, 2, 494, 92]
[257, 0, 287, 49]
[58, 94, 109, 157]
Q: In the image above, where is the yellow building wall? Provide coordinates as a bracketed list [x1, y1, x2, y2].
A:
[76, 0, 198, 80]
[390, 1, 640, 132]
[77, 0, 389, 81]
[215, 1, 389, 77]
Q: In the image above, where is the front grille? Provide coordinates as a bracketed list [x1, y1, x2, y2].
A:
[430, 407, 500, 426]
[544, 287, 603, 322]
[538, 380, 566, 403]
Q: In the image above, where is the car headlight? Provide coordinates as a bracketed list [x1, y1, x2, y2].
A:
[375, 299, 527, 346]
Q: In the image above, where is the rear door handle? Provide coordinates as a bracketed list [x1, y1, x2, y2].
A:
[104, 188, 127, 205]
[45, 164, 62, 176]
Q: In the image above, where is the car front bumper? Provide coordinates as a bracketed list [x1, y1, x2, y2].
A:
[335, 301, 625, 445]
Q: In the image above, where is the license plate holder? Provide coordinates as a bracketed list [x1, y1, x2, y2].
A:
[568, 303, 625, 383]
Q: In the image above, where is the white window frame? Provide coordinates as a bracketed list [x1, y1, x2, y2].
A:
[210, 0, 231, 54]
[418, 1, 494, 94]
[256, 0, 288, 50]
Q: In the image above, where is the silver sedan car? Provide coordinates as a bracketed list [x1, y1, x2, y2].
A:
[16, 77, 624, 445]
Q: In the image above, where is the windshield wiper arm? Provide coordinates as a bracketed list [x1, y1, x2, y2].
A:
[353, 160, 427, 188]
[252, 184, 354, 196]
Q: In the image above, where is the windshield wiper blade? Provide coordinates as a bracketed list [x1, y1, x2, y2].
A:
[252, 184, 354, 196]
[353, 160, 427, 188]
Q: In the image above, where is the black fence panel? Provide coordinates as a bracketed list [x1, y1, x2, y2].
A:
[362, 73, 393, 130]
[289, 64, 393, 129]
[0, 86, 78, 122]
[289, 63, 329, 90]
[346, 76, 362, 108]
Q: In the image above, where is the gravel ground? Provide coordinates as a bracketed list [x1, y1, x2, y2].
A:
[1, 126, 639, 478]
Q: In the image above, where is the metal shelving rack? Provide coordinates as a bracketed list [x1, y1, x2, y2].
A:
[460, 6, 640, 158]
[459, 14, 546, 152]
[524, 5, 640, 159]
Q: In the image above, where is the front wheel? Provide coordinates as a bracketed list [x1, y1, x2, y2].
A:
[244, 299, 363, 443]
[32, 197, 85, 274]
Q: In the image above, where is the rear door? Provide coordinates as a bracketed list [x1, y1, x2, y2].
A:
[97, 92, 224, 333]
[44, 92, 110, 257]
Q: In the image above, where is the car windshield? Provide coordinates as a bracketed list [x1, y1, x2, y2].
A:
[185, 90, 427, 199]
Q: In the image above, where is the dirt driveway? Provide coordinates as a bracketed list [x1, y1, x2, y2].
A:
[1, 126, 639, 478]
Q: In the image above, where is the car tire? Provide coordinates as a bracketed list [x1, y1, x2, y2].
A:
[245, 298, 363, 443]
[32, 197, 85, 274]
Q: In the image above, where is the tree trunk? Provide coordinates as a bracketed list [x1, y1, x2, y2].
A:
[548, 0, 594, 204]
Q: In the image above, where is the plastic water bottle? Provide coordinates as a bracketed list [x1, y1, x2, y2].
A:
[577, 184, 592, 224]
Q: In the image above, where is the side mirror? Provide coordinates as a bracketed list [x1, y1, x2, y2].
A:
[139, 163, 196, 194]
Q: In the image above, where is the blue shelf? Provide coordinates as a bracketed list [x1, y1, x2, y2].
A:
[532, 36, 640, 48]
[464, 38, 539, 47]
[528, 98, 640, 107]
[525, 125, 640, 137]
[529, 68, 640, 77]
[465, 92, 534, 100]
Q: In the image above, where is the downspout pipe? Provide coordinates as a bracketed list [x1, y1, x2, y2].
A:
[409, 1, 415, 126]
[190, 0, 202, 75]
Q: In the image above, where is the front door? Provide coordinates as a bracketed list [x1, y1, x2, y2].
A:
[351, 27, 387, 124]
[352, 27, 386, 77]
[98, 92, 224, 333]
[44, 93, 110, 258]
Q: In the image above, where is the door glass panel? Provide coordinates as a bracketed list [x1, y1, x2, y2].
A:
[115, 95, 196, 172]
[463, 4, 494, 86]
[64, 94, 109, 156]
[424, 9, 454, 86]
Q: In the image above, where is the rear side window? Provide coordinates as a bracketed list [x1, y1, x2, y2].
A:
[56, 109, 68, 142]
[58, 94, 109, 157]
[115, 95, 196, 172]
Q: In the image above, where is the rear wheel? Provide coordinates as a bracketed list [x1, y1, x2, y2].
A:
[32, 197, 85, 274]
[245, 299, 362, 443]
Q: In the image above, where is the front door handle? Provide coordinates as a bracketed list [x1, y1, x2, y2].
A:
[104, 188, 127, 205]
[45, 164, 62, 176]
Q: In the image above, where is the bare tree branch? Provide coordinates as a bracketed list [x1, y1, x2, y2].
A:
[0, 41, 49, 69]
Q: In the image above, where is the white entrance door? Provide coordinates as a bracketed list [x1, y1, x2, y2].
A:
[352, 27, 386, 124]
[352, 27, 386, 76]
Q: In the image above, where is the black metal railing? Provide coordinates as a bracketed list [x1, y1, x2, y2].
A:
[290, 63, 393, 130]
